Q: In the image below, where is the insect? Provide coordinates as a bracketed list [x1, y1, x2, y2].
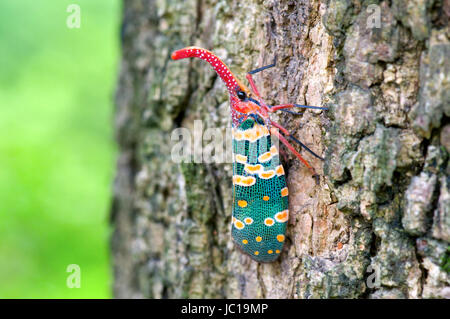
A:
[171, 47, 327, 262]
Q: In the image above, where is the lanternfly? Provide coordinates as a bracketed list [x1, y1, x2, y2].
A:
[172, 47, 327, 262]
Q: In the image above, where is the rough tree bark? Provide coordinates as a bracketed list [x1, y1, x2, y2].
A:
[111, 0, 449, 298]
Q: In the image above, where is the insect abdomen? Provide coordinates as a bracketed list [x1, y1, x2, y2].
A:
[231, 119, 289, 262]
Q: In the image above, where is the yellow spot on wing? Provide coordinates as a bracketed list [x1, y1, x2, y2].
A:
[281, 187, 289, 197]
[244, 217, 253, 224]
[276, 165, 285, 176]
[244, 164, 263, 174]
[235, 154, 247, 164]
[233, 130, 244, 140]
[254, 126, 263, 139]
[258, 152, 272, 163]
[238, 200, 247, 207]
[243, 131, 254, 140]
[259, 170, 275, 179]
[274, 210, 289, 223]
[233, 126, 264, 143]
[242, 176, 256, 186]
[233, 175, 256, 187]
[234, 220, 245, 230]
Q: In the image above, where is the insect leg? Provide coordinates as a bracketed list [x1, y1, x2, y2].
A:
[269, 127, 318, 178]
[270, 120, 324, 161]
[288, 135, 324, 161]
[269, 104, 328, 112]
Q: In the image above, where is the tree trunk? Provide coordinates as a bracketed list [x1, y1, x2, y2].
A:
[111, 0, 449, 298]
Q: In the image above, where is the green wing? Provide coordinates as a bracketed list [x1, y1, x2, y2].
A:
[231, 118, 289, 262]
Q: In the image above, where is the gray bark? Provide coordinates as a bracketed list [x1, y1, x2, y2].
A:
[111, 0, 450, 298]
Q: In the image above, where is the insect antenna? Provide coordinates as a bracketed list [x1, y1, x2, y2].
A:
[248, 55, 277, 75]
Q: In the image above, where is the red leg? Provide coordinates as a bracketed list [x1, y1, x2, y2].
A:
[270, 120, 290, 135]
[246, 73, 263, 99]
[271, 120, 324, 161]
[247, 75, 272, 115]
[270, 127, 317, 177]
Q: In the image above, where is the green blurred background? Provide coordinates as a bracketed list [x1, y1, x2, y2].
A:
[0, 0, 120, 298]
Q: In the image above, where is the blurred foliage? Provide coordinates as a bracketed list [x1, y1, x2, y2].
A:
[0, 0, 119, 298]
